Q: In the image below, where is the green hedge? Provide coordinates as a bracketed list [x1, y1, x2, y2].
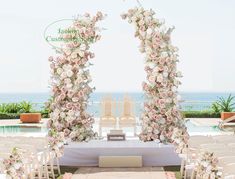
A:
[182, 111, 220, 118]
[0, 111, 221, 119]
[0, 113, 20, 119]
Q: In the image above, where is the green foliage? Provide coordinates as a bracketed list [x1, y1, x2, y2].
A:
[183, 111, 220, 118]
[0, 113, 20, 119]
[40, 98, 52, 118]
[0, 101, 33, 114]
[211, 94, 235, 113]
[19, 101, 33, 113]
[211, 102, 221, 113]
[0, 103, 21, 113]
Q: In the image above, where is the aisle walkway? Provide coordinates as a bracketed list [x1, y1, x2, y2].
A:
[71, 167, 176, 179]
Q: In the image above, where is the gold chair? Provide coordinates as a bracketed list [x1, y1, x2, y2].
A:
[119, 95, 137, 136]
[99, 96, 117, 136]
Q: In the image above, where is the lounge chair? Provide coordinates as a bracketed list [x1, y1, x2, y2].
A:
[99, 96, 117, 136]
[119, 96, 137, 136]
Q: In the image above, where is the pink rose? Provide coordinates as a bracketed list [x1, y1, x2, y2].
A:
[48, 56, 54, 62]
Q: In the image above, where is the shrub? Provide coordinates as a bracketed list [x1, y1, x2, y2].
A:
[212, 94, 235, 113]
[19, 101, 33, 113]
[0, 103, 21, 113]
[0, 113, 20, 119]
[183, 111, 220, 118]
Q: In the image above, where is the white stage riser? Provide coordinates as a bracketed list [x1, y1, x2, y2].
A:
[59, 140, 181, 167]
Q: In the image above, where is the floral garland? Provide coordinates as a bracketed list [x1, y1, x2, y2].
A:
[48, 129, 65, 157]
[2, 147, 25, 179]
[171, 127, 189, 153]
[48, 12, 105, 142]
[121, 7, 188, 143]
[195, 151, 221, 179]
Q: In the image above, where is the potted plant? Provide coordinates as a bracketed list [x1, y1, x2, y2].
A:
[213, 94, 235, 121]
[19, 101, 41, 123]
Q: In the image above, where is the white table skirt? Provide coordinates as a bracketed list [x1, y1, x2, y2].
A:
[59, 140, 181, 166]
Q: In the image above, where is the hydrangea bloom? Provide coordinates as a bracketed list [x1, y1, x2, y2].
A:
[122, 7, 188, 144]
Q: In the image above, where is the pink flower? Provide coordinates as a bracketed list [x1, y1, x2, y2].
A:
[48, 56, 54, 62]
[63, 173, 73, 179]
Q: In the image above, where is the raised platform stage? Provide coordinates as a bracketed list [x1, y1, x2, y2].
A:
[59, 140, 181, 167]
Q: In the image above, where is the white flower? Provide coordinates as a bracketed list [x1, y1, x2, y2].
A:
[157, 74, 163, 82]
[66, 70, 73, 77]
[163, 72, 168, 78]
[72, 97, 79, 102]
[146, 28, 152, 34]
[71, 52, 77, 58]
[60, 112, 66, 118]
[160, 135, 165, 141]
[61, 72, 67, 79]
[78, 50, 85, 57]
[66, 83, 73, 89]
[56, 68, 63, 75]
[159, 118, 165, 124]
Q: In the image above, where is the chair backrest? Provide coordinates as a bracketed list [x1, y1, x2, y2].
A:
[122, 96, 134, 117]
[101, 96, 115, 117]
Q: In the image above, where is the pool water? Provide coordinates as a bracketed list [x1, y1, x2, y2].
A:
[0, 125, 48, 134]
[0, 121, 224, 136]
[185, 121, 222, 135]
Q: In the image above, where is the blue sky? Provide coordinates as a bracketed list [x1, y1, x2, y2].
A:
[0, 0, 234, 93]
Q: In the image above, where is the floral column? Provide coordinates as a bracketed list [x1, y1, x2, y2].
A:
[48, 12, 105, 142]
[122, 8, 188, 146]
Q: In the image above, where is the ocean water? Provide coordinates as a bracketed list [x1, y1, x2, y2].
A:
[0, 92, 234, 117]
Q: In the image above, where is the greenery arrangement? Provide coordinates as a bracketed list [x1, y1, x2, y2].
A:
[0, 101, 33, 114]
[211, 94, 235, 113]
[0, 101, 34, 119]
[183, 111, 220, 118]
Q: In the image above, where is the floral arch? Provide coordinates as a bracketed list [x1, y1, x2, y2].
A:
[47, 8, 188, 153]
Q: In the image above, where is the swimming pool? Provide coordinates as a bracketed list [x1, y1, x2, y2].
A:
[0, 120, 225, 136]
[0, 125, 48, 134]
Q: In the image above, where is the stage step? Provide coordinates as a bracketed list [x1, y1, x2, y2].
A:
[99, 156, 142, 167]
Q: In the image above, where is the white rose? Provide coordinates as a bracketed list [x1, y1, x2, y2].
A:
[148, 75, 155, 84]
[71, 52, 77, 58]
[66, 70, 73, 77]
[157, 75, 163, 82]
[163, 72, 168, 78]
[146, 28, 152, 34]
[154, 129, 159, 134]
[72, 97, 79, 102]
[147, 127, 152, 133]
[159, 118, 165, 124]
[160, 135, 165, 141]
[56, 68, 63, 75]
[66, 83, 73, 89]
[60, 112, 66, 118]
[78, 50, 85, 57]
[61, 72, 67, 79]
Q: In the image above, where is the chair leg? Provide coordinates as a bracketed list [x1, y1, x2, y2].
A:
[190, 169, 196, 179]
[44, 163, 49, 179]
[56, 157, 61, 176]
[180, 159, 185, 177]
[134, 126, 137, 136]
[49, 158, 55, 179]
[99, 126, 102, 137]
